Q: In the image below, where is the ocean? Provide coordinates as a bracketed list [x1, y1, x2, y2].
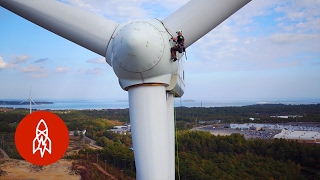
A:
[0, 98, 319, 110]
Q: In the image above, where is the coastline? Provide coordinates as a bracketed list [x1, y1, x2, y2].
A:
[0, 98, 319, 110]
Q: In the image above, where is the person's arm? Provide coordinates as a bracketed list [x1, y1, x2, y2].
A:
[171, 37, 177, 41]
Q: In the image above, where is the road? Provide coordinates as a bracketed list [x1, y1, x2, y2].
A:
[84, 135, 103, 150]
[0, 148, 9, 160]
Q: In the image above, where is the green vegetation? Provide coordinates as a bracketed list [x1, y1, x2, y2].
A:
[176, 131, 320, 180]
[0, 132, 22, 160]
[174, 104, 320, 124]
[1, 104, 319, 132]
[1, 104, 320, 179]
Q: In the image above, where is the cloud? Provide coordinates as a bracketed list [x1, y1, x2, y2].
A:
[0, 55, 33, 70]
[20, 64, 50, 78]
[34, 58, 48, 63]
[86, 57, 106, 64]
[77, 67, 103, 75]
[0, 57, 7, 68]
[183, 0, 320, 74]
[10, 55, 31, 64]
[187, 30, 319, 73]
[0, 56, 18, 69]
[55, 66, 70, 74]
[225, 0, 320, 36]
[21, 64, 43, 73]
[269, 33, 320, 44]
[273, 0, 320, 33]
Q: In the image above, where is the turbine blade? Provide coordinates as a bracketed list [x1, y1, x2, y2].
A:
[29, 86, 32, 97]
[0, 0, 119, 56]
[162, 0, 251, 48]
[30, 98, 36, 105]
[20, 99, 28, 104]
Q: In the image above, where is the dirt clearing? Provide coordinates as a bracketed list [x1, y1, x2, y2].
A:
[0, 159, 80, 180]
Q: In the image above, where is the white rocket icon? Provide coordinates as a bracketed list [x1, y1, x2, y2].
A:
[33, 119, 52, 158]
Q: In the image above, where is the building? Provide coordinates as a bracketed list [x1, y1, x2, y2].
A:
[109, 124, 131, 135]
[274, 129, 320, 144]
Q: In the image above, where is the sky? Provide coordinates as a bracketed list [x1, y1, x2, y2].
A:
[0, 0, 319, 103]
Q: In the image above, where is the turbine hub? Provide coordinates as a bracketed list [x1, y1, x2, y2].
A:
[111, 21, 165, 72]
[106, 19, 175, 90]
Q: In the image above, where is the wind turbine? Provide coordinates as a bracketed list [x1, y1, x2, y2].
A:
[1, 0, 251, 179]
[20, 86, 36, 114]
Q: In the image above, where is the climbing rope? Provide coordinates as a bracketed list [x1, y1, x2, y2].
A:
[175, 58, 184, 180]
[174, 106, 181, 180]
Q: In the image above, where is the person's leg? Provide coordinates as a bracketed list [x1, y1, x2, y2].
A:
[171, 47, 176, 59]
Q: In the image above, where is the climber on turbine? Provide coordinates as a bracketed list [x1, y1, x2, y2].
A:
[171, 30, 185, 62]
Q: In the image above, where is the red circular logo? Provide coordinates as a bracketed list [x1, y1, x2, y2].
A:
[15, 111, 69, 166]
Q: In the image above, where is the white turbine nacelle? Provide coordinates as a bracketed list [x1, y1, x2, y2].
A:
[106, 19, 184, 96]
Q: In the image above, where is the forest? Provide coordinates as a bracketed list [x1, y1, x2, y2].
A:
[1, 104, 320, 132]
[0, 103, 320, 179]
[71, 130, 320, 180]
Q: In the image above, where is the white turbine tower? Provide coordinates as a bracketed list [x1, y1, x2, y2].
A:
[20, 87, 36, 114]
[1, 0, 251, 179]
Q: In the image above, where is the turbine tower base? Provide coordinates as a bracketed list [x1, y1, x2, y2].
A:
[128, 85, 171, 180]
